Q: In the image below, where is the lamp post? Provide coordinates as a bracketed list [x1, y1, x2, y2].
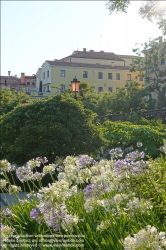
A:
[71, 76, 80, 99]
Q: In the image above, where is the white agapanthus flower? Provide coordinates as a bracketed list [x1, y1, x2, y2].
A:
[96, 219, 111, 231]
[26, 159, 41, 169]
[0, 179, 8, 189]
[77, 168, 92, 184]
[0, 160, 12, 174]
[43, 164, 56, 174]
[124, 225, 166, 250]
[8, 185, 22, 194]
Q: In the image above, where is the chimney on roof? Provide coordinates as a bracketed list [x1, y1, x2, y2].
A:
[83, 48, 86, 52]
[89, 50, 94, 52]
[21, 73, 25, 84]
[100, 50, 104, 52]
[8, 71, 11, 77]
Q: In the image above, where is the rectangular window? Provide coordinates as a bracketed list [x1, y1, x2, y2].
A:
[108, 87, 113, 92]
[32, 80, 35, 85]
[116, 73, 120, 80]
[27, 80, 30, 85]
[98, 87, 103, 92]
[108, 73, 113, 80]
[43, 87, 46, 92]
[60, 70, 65, 77]
[46, 86, 50, 92]
[98, 72, 103, 79]
[139, 76, 143, 81]
[83, 71, 88, 78]
[127, 74, 131, 81]
[47, 70, 49, 78]
[43, 72, 45, 79]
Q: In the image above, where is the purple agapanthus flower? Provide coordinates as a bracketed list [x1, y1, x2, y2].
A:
[125, 151, 145, 161]
[83, 183, 109, 200]
[16, 166, 33, 182]
[36, 157, 48, 164]
[30, 208, 40, 220]
[77, 155, 94, 169]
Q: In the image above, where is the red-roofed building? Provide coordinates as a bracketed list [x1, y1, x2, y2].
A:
[0, 72, 37, 93]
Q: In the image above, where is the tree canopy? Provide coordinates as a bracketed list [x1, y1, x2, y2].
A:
[0, 88, 30, 115]
[131, 37, 166, 109]
[0, 94, 105, 165]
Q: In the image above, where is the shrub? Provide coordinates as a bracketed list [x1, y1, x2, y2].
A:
[0, 95, 105, 165]
[100, 121, 166, 158]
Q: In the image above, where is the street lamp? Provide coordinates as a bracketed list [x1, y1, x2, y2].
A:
[71, 76, 80, 99]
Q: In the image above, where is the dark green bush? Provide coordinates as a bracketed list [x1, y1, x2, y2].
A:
[0, 95, 105, 165]
[100, 121, 166, 158]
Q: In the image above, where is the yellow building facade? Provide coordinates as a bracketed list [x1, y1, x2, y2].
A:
[36, 49, 143, 96]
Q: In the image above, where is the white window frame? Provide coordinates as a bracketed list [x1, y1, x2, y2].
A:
[98, 72, 103, 79]
[116, 73, 120, 80]
[83, 71, 88, 78]
[108, 73, 113, 80]
[60, 70, 65, 77]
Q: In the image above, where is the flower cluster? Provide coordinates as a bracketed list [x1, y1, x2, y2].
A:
[8, 185, 22, 194]
[96, 219, 111, 231]
[16, 166, 33, 182]
[0, 160, 12, 174]
[0, 224, 14, 246]
[36, 156, 48, 164]
[109, 147, 123, 159]
[76, 155, 94, 169]
[26, 159, 41, 169]
[16, 165, 45, 182]
[0, 179, 8, 189]
[30, 208, 41, 220]
[2, 208, 12, 216]
[43, 163, 56, 174]
[113, 151, 148, 177]
[83, 183, 110, 200]
[124, 225, 166, 250]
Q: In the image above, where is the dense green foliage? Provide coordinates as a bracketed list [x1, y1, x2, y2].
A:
[100, 121, 166, 157]
[131, 37, 166, 109]
[0, 95, 105, 165]
[0, 88, 30, 115]
[81, 81, 151, 116]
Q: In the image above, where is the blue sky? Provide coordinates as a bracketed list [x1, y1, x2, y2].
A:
[1, 1, 162, 77]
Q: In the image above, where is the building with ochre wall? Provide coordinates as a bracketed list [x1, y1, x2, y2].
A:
[36, 49, 143, 96]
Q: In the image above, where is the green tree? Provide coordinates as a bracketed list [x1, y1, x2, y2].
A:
[107, 0, 166, 35]
[0, 95, 105, 165]
[0, 88, 30, 115]
[131, 37, 166, 109]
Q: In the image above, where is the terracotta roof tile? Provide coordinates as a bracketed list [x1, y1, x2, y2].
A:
[0, 76, 21, 85]
[46, 61, 130, 70]
[68, 51, 124, 61]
